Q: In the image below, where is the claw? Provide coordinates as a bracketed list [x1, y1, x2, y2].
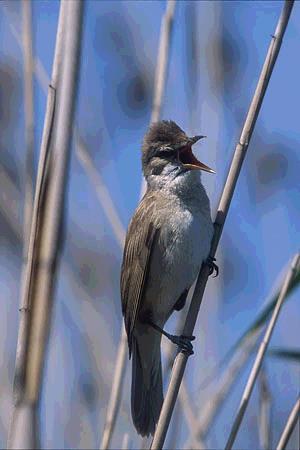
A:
[206, 256, 219, 277]
[168, 334, 194, 355]
[181, 334, 195, 341]
[146, 320, 195, 355]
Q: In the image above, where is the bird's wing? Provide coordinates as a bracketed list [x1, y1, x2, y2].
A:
[120, 192, 161, 357]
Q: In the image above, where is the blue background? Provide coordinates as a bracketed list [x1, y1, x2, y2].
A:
[0, 1, 299, 449]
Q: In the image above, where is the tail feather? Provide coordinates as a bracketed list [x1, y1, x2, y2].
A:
[131, 336, 163, 436]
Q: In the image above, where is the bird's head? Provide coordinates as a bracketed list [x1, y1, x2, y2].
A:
[141, 120, 215, 181]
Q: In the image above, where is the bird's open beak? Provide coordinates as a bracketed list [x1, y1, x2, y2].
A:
[178, 135, 215, 174]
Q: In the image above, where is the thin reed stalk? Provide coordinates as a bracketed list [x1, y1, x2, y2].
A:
[161, 308, 206, 449]
[23, 0, 83, 404]
[185, 262, 290, 448]
[140, 0, 176, 197]
[75, 134, 128, 450]
[166, 402, 180, 450]
[100, 325, 128, 449]
[258, 368, 272, 450]
[0, 164, 22, 241]
[22, 0, 34, 249]
[150, 0, 176, 124]
[184, 331, 259, 449]
[1, 156, 124, 450]
[76, 136, 125, 250]
[8, 2, 83, 448]
[185, 273, 291, 449]
[276, 397, 300, 450]
[162, 286, 205, 448]
[151, 2, 295, 448]
[6, 8, 125, 251]
[121, 432, 130, 450]
[225, 253, 300, 450]
[178, 381, 207, 449]
[178, 381, 198, 433]
[7, 3, 67, 447]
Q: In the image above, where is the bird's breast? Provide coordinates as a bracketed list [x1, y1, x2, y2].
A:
[147, 200, 213, 322]
[161, 204, 213, 279]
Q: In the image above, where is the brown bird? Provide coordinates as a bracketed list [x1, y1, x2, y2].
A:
[120, 120, 215, 436]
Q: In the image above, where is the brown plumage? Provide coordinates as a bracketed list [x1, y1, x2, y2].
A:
[120, 121, 214, 436]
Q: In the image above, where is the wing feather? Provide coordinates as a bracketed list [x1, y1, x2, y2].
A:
[120, 193, 160, 357]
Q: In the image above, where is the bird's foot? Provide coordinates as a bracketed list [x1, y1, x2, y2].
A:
[147, 321, 195, 355]
[206, 256, 219, 277]
[166, 333, 195, 355]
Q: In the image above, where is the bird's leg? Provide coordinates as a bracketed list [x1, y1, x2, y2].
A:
[206, 255, 219, 277]
[147, 320, 195, 355]
[173, 289, 188, 311]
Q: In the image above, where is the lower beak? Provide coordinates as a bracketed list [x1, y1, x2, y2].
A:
[183, 161, 216, 174]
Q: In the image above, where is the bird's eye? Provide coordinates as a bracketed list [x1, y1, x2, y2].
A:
[156, 147, 176, 159]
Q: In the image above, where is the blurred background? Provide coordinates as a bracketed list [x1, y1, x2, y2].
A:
[0, 1, 299, 449]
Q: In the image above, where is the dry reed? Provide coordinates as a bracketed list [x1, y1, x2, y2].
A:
[8, 1, 83, 447]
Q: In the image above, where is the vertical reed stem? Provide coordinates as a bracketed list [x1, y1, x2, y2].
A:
[8, 2, 83, 447]
[140, 0, 176, 198]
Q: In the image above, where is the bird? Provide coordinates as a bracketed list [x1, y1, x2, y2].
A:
[120, 120, 216, 437]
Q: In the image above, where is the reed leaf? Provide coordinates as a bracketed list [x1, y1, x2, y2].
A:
[268, 348, 300, 362]
[224, 269, 300, 362]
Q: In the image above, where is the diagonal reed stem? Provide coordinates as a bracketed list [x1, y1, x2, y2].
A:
[99, 324, 128, 450]
[185, 258, 294, 449]
[121, 432, 130, 450]
[276, 397, 300, 450]
[75, 136, 125, 250]
[258, 368, 272, 450]
[151, 2, 295, 448]
[225, 253, 300, 450]
[187, 255, 296, 448]
[184, 331, 259, 449]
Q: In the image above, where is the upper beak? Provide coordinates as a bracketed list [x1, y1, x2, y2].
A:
[188, 135, 206, 145]
[179, 135, 215, 174]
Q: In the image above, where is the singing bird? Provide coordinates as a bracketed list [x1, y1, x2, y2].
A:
[120, 120, 216, 437]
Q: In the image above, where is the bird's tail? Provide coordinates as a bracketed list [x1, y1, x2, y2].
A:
[131, 332, 163, 437]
